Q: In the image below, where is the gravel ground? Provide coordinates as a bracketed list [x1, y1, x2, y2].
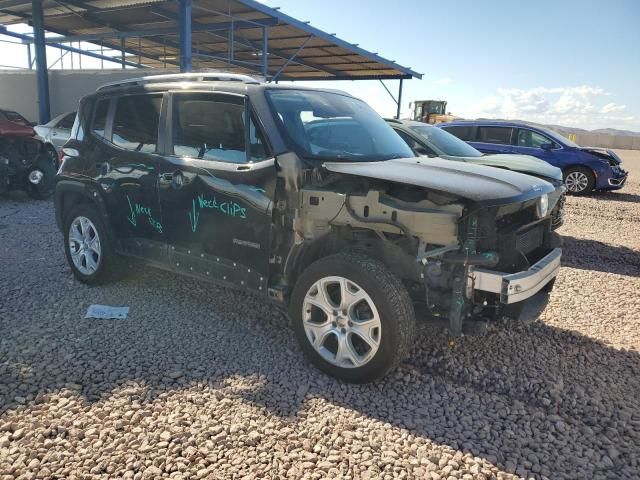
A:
[1, 152, 639, 480]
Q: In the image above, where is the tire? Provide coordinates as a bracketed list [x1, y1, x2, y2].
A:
[564, 167, 594, 195]
[289, 253, 416, 383]
[45, 145, 59, 168]
[63, 203, 118, 284]
[26, 156, 56, 199]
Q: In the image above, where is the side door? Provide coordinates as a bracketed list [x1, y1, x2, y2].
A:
[51, 112, 76, 149]
[157, 91, 276, 291]
[514, 128, 566, 167]
[471, 126, 515, 154]
[91, 93, 165, 250]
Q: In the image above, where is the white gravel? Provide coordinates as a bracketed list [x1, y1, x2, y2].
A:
[1, 153, 639, 479]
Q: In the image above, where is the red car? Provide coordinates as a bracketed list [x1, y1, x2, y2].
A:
[0, 109, 56, 199]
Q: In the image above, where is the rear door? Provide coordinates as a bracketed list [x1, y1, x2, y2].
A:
[91, 93, 165, 247]
[470, 126, 515, 154]
[156, 91, 276, 291]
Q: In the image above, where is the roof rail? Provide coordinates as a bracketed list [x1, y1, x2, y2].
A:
[96, 72, 260, 91]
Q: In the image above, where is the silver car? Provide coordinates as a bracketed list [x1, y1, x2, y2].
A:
[33, 111, 76, 165]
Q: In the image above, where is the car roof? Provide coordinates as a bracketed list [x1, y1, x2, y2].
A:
[93, 72, 355, 99]
[438, 119, 540, 129]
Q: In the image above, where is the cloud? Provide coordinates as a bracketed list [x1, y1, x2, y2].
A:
[464, 86, 636, 130]
[601, 102, 626, 114]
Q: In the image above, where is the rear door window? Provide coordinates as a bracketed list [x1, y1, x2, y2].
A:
[442, 125, 473, 141]
[477, 126, 514, 145]
[112, 94, 162, 153]
[58, 112, 76, 129]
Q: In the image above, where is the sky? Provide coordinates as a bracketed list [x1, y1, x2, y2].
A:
[0, 0, 638, 131]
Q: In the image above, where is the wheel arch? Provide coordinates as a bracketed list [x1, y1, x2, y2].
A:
[562, 163, 597, 178]
[283, 227, 421, 296]
[55, 180, 111, 234]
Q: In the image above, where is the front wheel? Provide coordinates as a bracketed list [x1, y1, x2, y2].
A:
[564, 167, 594, 195]
[26, 156, 56, 199]
[290, 253, 416, 383]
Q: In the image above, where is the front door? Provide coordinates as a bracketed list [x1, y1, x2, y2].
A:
[157, 91, 276, 291]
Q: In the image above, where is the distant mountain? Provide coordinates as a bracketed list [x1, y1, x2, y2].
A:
[590, 128, 640, 137]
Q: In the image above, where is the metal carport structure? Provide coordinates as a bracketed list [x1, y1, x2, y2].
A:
[0, 0, 421, 123]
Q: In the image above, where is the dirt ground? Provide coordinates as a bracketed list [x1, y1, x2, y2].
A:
[0, 151, 639, 480]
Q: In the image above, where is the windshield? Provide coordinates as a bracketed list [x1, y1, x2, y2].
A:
[539, 126, 580, 148]
[410, 125, 483, 157]
[266, 89, 414, 161]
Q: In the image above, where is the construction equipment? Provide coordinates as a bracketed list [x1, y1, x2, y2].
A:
[410, 100, 456, 124]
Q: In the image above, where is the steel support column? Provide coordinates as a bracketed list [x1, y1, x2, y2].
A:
[261, 26, 268, 79]
[396, 79, 403, 119]
[32, 0, 50, 123]
[179, 0, 192, 72]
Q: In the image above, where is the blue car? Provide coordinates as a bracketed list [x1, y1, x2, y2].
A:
[438, 120, 628, 195]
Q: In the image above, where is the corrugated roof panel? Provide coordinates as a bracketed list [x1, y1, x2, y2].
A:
[0, 0, 421, 80]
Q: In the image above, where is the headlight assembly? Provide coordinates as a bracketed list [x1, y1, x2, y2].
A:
[537, 193, 549, 218]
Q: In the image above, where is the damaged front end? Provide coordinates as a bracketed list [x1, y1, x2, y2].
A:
[288, 156, 562, 336]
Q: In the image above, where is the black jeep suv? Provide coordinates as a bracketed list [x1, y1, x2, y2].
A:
[55, 73, 562, 382]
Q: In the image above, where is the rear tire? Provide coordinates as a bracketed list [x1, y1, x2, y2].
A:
[564, 167, 594, 195]
[63, 203, 119, 284]
[290, 253, 416, 383]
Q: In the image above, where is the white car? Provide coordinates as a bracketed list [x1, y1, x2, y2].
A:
[33, 111, 76, 165]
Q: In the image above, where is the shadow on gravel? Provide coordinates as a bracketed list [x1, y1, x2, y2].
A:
[591, 191, 640, 203]
[561, 236, 640, 277]
[1, 268, 639, 478]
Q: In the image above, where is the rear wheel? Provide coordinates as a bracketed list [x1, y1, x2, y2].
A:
[63, 203, 119, 284]
[290, 253, 416, 383]
[564, 167, 594, 195]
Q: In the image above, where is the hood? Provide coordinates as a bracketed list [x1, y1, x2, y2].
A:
[448, 153, 563, 182]
[579, 147, 622, 165]
[323, 157, 555, 207]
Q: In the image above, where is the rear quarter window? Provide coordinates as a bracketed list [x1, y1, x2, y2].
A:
[91, 99, 110, 138]
[442, 125, 473, 141]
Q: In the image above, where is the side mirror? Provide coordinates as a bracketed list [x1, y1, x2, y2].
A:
[540, 143, 554, 151]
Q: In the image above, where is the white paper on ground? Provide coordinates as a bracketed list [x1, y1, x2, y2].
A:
[85, 304, 129, 319]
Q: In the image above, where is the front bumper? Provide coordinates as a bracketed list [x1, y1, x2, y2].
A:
[471, 248, 562, 304]
[597, 166, 628, 190]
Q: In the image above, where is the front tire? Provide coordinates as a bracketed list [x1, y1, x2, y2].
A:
[564, 167, 594, 195]
[26, 156, 56, 199]
[63, 203, 118, 284]
[290, 253, 416, 383]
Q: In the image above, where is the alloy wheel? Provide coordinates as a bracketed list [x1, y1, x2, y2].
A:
[302, 276, 382, 368]
[68, 216, 101, 275]
[565, 171, 589, 193]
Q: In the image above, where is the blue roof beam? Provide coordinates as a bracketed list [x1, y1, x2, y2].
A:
[20, 18, 279, 44]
